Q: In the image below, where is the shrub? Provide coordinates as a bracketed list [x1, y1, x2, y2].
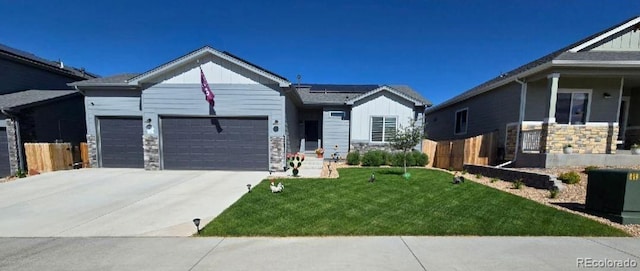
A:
[411, 151, 428, 166]
[15, 169, 27, 178]
[490, 178, 499, 183]
[584, 166, 599, 173]
[549, 188, 560, 199]
[346, 151, 361, 165]
[512, 179, 524, 189]
[361, 150, 388, 167]
[390, 151, 428, 167]
[558, 171, 581, 184]
[475, 174, 482, 179]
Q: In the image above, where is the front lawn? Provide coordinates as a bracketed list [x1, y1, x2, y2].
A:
[200, 168, 629, 236]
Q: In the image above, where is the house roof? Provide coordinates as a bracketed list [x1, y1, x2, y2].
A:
[294, 84, 431, 106]
[428, 16, 640, 112]
[69, 73, 141, 87]
[0, 90, 79, 111]
[0, 43, 97, 80]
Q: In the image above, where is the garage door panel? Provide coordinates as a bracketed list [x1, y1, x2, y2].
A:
[161, 117, 268, 170]
[0, 128, 10, 177]
[99, 118, 144, 168]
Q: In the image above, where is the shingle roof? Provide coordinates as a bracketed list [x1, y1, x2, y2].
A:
[428, 16, 640, 112]
[69, 73, 140, 87]
[0, 43, 97, 80]
[555, 51, 640, 61]
[294, 84, 431, 106]
[0, 90, 79, 110]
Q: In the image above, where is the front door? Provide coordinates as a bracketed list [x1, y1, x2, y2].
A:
[305, 120, 319, 151]
[618, 96, 630, 144]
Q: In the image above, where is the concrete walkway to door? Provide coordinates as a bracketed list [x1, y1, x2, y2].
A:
[0, 168, 266, 237]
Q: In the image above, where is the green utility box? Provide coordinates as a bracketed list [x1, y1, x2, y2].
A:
[586, 169, 640, 224]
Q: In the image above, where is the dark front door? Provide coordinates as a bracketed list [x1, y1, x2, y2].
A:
[161, 116, 268, 170]
[98, 117, 144, 168]
[305, 120, 319, 151]
[0, 128, 10, 177]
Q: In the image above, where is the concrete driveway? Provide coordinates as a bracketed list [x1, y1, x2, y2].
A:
[0, 168, 267, 237]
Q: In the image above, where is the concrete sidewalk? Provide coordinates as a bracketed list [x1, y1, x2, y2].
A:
[1, 237, 638, 270]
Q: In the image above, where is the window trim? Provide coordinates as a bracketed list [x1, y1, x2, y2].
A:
[556, 89, 592, 125]
[369, 115, 398, 143]
[454, 108, 468, 135]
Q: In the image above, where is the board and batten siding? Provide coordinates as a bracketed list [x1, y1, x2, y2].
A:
[84, 90, 143, 136]
[141, 60, 286, 138]
[590, 27, 640, 52]
[351, 92, 415, 142]
[425, 82, 521, 146]
[322, 107, 350, 156]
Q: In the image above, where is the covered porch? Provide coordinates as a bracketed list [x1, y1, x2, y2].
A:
[506, 69, 640, 168]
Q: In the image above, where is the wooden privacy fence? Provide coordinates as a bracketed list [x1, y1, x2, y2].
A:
[24, 143, 91, 174]
[422, 131, 498, 171]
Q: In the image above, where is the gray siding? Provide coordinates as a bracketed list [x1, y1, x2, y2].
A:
[84, 89, 143, 136]
[142, 83, 284, 137]
[425, 82, 521, 146]
[0, 58, 81, 94]
[285, 97, 300, 153]
[525, 77, 621, 122]
[322, 107, 350, 157]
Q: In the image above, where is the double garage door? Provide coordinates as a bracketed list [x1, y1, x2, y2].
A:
[98, 116, 268, 170]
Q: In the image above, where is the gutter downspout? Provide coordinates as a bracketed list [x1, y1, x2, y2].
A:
[497, 78, 527, 168]
[1, 108, 24, 172]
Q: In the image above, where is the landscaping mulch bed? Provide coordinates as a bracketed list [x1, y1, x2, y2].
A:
[460, 166, 640, 237]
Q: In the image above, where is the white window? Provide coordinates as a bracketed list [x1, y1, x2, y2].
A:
[454, 108, 468, 135]
[555, 90, 591, 125]
[371, 116, 397, 142]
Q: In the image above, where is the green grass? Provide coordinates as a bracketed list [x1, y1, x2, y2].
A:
[200, 168, 628, 237]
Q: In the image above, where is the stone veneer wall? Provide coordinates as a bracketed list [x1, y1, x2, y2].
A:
[86, 135, 98, 168]
[5, 119, 19, 175]
[143, 135, 160, 170]
[543, 123, 618, 154]
[350, 142, 394, 154]
[270, 136, 285, 171]
[504, 124, 518, 160]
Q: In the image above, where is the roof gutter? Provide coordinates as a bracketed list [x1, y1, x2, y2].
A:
[1, 108, 24, 172]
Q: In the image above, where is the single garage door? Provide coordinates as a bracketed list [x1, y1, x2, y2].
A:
[98, 117, 144, 168]
[161, 116, 268, 170]
[0, 128, 10, 177]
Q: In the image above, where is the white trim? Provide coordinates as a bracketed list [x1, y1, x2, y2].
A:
[583, 122, 619, 127]
[556, 88, 593, 125]
[568, 17, 640, 52]
[346, 85, 424, 106]
[454, 108, 468, 135]
[551, 60, 640, 67]
[522, 121, 544, 126]
[369, 115, 398, 143]
[619, 96, 631, 140]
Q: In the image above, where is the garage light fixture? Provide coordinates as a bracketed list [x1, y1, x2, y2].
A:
[193, 218, 201, 234]
[145, 118, 152, 123]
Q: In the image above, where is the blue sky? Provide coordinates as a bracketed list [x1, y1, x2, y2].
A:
[1, 0, 639, 104]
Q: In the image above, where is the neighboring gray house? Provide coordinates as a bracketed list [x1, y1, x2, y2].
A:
[0, 44, 96, 177]
[70, 46, 431, 171]
[425, 16, 640, 168]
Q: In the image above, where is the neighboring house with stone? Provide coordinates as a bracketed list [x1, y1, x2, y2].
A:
[0, 43, 96, 177]
[424, 16, 640, 168]
[69, 46, 430, 171]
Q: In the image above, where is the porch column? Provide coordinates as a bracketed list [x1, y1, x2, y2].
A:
[544, 73, 560, 123]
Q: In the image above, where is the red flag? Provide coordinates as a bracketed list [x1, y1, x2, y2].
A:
[200, 67, 215, 106]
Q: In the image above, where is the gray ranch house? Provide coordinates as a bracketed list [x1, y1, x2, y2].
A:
[425, 16, 640, 168]
[70, 46, 431, 171]
[0, 43, 96, 177]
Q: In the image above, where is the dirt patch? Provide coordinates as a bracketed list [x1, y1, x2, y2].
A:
[459, 165, 640, 237]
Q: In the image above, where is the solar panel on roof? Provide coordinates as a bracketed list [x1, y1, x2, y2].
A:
[308, 84, 379, 93]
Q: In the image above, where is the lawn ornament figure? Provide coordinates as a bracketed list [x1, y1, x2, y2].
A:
[270, 182, 284, 193]
[452, 172, 464, 184]
[369, 172, 375, 183]
[287, 152, 305, 177]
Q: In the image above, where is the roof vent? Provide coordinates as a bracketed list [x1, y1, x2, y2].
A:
[58, 60, 64, 69]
